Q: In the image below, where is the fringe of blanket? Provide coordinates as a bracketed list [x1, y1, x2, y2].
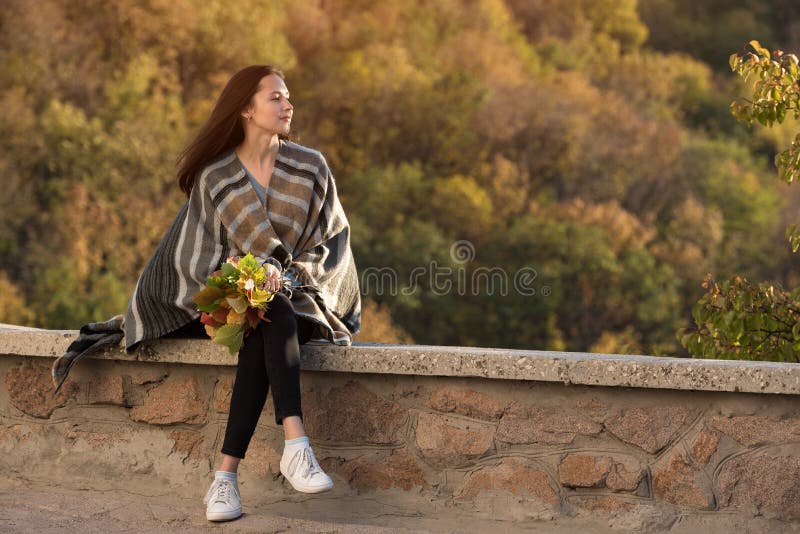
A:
[51, 315, 124, 394]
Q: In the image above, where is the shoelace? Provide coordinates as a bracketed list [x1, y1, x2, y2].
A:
[289, 447, 322, 479]
[210, 479, 234, 504]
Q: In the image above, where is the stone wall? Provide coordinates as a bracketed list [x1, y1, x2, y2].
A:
[1, 325, 799, 532]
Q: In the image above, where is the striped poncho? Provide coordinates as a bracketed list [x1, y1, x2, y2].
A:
[124, 138, 361, 352]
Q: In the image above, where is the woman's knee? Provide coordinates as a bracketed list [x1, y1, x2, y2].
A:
[264, 292, 294, 322]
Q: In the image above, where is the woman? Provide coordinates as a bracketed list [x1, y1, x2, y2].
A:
[124, 65, 362, 522]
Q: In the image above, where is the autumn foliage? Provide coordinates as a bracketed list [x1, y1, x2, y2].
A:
[0, 0, 797, 358]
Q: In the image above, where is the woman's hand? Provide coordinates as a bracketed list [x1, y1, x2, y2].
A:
[265, 263, 282, 292]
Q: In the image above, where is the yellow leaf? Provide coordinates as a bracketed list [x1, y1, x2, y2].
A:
[226, 296, 248, 313]
[227, 308, 247, 325]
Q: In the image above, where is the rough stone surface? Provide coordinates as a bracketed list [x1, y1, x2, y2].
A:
[211, 375, 234, 414]
[710, 415, 800, 447]
[239, 436, 282, 478]
[652, 450, 714, 509]
[571, 495, 635, 514]
[64, 429, 129, 449]
[5, 362, 77, 418]
[604, 406, 691, 454]
[0, 424, 34, 447]
[715, 451, 800, 520]
[88, 374, 126, 406]
[610, 512, 678, 533]
[129, 376, 206, 425]
[558, 454, 613, 488]
[415, 411, 494, 467]
[325, 449, 429, 493]
[241, 436, 282, 478]
[605, 460, 645, 492]
[126, 367, 167, 386]
[303, 381, 406, 444]
[496, 401, 601, 445]
[691, 428, 720, 464]
[456, 458, 559, 508]
[427, 386, 504, 420]
[169, 430, 204, 462]
[558, 454, 643, 492]
[575, 397, 610, 422]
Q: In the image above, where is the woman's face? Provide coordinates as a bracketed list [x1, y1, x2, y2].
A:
[243, 73, 293, 136]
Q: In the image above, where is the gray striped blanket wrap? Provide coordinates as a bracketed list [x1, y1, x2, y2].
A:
[124, 139, 362, 352]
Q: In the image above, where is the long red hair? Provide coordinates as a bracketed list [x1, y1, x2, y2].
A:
[176, 65, 288, 197]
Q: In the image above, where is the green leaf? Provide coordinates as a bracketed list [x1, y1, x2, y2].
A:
[221, 262, 239, 279]
[193, 286, 226, 310]
[777, 104, 787, 123]
[213, 323, 245, 356]
[206, 275, 227, 288]
[238, 253, 259, 272]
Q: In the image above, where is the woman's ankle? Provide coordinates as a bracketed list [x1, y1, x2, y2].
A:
[281, 415, 307, 440]
[219, 453, 241, 473]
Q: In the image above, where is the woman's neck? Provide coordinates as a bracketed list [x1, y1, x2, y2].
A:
[235, 133, 280, 170]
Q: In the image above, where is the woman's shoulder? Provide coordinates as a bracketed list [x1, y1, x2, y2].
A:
[280, 139, 329, 175]
[191, 150, 242, 198]
[200, 149, 240, 181]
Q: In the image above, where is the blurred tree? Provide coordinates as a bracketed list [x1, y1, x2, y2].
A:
[638, 0, 780, 71]
[589, 51, 714, 121]
[506, 0, 648, 67]
[589, 326, 644, 355]
[0, 0, 795, 360]
[0, 271, 36, 326]
[354, 298, 414, 344]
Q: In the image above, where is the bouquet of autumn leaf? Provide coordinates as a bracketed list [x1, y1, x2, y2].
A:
[192, 253, 280, 355]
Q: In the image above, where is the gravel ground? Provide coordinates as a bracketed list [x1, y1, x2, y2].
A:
[0, 480, 597, 534]
[0, 485, 426, 533]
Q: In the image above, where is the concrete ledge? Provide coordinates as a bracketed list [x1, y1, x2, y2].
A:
[1, 324, 799, 395]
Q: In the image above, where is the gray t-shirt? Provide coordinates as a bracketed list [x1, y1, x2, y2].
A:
[242, 166, 267, 206]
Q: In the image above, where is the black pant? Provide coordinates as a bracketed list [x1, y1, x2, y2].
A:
[165, 292, 317, 459]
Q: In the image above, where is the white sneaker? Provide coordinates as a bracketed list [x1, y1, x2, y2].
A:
[203, 477, 242, 521]
[279, 445, 334, 493]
